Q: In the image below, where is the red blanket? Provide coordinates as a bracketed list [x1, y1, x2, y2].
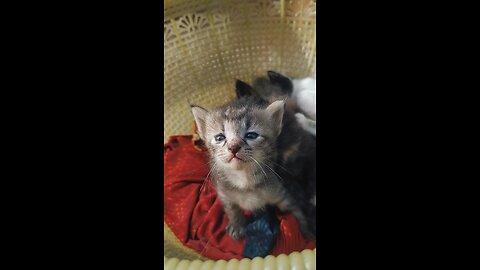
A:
[164, 135, 316, 260]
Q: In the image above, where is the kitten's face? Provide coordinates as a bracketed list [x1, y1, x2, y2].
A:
[191, 100, 285, 171]
[204, 109, 273, 170]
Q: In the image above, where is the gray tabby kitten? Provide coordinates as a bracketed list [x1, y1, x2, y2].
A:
[191, 83, 316, 240]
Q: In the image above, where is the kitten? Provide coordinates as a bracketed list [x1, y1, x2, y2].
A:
[236, 77, 317, 208]
[191, 95, 315, 240]
[291, 76, 316, 121]
[251, 71, 317, 136]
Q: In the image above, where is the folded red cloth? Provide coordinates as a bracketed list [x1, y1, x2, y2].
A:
[164, 135, 316, 260]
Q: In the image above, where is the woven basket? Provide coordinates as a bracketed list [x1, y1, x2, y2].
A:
[164, 0, 316, 268]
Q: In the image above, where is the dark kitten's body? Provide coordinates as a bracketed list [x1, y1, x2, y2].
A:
[237, 73, 317, 207]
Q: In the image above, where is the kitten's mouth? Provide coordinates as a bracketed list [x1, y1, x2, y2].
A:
[228, 155, 243, 162]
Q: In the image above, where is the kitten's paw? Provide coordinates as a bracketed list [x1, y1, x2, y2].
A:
[304, 230, 316, 241]
[310, 195, 316, 206]
[295, 112, 316, 136]
[301, 223, 317, 241]
[295, 112, 306, 120]
[226, 223, 246, 240]
[297, 216, 316, 241]
[295, 113, 307, 126]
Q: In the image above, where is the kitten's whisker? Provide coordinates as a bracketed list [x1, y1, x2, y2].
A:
[200, 161, 217, 194]
[265, 158, 294, 176]
[257, 159, 285, 184]
[250, 157, 273, 193]
[249, 162, 258, 186]
[250, 157, 268, 180]
[179, 159, 215, 176]
[199, 235, 212, 257]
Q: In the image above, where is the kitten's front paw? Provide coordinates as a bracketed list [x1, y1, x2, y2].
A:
[300, 223, 316, 241]
[302, 217, 317, 241]
[295, 112, 307, 122]
[226, 223, 246, 240]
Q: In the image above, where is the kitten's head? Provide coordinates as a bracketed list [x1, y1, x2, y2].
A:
[235, 71, 292, 101]
[266, 70, 293, 96]
[191, 99, 285, 171]
[235, 79, 267, 103]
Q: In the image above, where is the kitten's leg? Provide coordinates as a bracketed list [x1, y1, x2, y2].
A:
[310, 195, 316, 206]
[223, 202, 247, 240]
[276, 196, 315, 239]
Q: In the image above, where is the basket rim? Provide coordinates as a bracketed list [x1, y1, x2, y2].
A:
[164, 248, 317, 269]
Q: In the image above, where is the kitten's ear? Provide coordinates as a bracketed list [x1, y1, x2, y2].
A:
[267, 71, 293, 96]
[190, 105, 209, 140]
[265, 100, 285, 133]
[235, 80, 254, 98]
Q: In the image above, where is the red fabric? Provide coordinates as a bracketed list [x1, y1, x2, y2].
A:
[164, 135, 316, 260]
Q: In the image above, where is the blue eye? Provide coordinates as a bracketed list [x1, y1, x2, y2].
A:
[245, 132, 259, 139]
[215, 134, 225, 142]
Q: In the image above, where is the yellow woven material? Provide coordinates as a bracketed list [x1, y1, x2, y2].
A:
[164, 221, 207, 261]
[164, 0, 316, 268]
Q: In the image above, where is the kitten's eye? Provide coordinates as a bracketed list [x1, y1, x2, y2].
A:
[214, 134, 226, 142]
[245, 132, 259, 139]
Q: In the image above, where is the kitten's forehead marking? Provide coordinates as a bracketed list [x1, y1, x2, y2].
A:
[224, 120, 243, 140]
[225, 106, 248, 116]
[223, 106, 250, 135]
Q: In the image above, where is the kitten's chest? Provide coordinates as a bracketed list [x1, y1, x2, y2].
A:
[226, 170, 251, 190]
[222, 189, 276, 211]
[216, 168, 280, 211]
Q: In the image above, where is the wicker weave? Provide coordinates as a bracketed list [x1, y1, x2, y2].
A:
[164, 0, 316, 268]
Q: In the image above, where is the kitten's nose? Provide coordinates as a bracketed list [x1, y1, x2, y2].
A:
[228, 144, 241, 155]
